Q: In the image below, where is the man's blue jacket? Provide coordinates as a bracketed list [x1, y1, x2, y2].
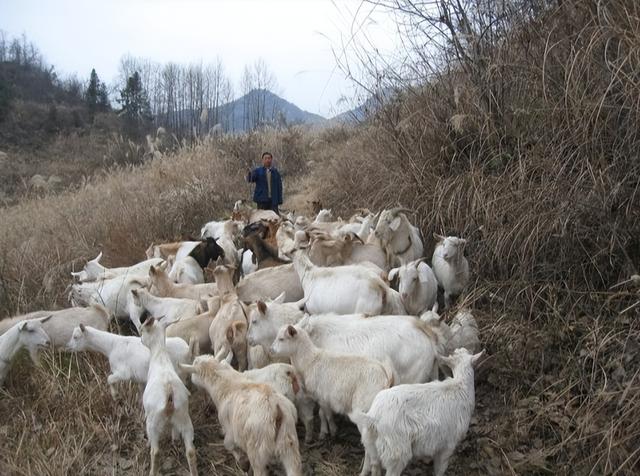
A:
[247, 166, 283, 206]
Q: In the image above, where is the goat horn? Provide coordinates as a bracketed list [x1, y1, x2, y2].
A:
[389, 207, 412, 216]
[179, 363, 196, 373]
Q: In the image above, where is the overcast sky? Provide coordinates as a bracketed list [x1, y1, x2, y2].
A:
[0, 0, 399, 117]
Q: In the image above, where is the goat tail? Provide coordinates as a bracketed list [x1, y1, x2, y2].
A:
[274, 403, 284, 441]
[286, 370, 301, 396]
[350, 410, 377, 448]
[164, 385, 175, 415]
[90, 302, 113, 323]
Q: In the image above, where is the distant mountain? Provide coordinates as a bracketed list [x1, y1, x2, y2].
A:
[330, 89, 396, 124]
[218, 89, 326, 132]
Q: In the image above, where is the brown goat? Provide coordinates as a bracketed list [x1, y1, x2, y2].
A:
[243, 234, 289, 270]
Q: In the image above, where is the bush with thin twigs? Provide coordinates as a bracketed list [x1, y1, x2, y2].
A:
[310, 0, 640, 473]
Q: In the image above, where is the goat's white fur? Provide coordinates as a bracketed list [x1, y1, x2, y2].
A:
[352, 348, 484, 476]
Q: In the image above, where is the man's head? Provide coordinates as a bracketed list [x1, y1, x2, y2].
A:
[262, 152, 273, 168]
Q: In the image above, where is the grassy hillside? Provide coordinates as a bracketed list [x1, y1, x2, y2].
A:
[0, 1, 639, 474]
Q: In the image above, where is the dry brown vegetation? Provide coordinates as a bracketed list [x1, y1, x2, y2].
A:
[312, 0, 640, 473]
[1, 1, 640, 475]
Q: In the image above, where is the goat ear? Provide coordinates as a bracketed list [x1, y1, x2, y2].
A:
[388, 268, 399, 281]
[273, 291, 286, 304]
[389, 216, 402, 231]
[417, 264, 431, 283]
[149, 266, 157, 275]
[286, 325, 297, 338]
[140, 311, 152, 326]
[257, 301, 267, 314]
[39, 314, 53, 324]
[433, 233, 445, 242]
[226, 326, 235, 344]
[79, 323, 86, 332]
[92, 251, 103, 263]
[471, 350, 486, 367]
[234, 321, 247, 334]
[18, 321, 29, 332]
[131, 289, 139, 297]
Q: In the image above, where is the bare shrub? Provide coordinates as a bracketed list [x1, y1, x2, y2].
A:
[311, 0, 640, 473]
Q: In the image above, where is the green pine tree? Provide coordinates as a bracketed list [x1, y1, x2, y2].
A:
[118, 71, 152, 138]
[97, 82, 110, 112]
[85, 68, 99, 118]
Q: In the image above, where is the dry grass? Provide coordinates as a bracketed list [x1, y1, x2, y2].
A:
[309, 1, 640, 473]
[2, 2, 640, 474]
[0, 125, 314, 316]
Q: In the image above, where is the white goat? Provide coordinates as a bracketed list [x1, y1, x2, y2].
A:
[242, 363, 316, 443]
[446, 309, 481, 354]
[69, 275, 147, 320]
[276, 220, 296, 257]
[246, 299, 441, 384]
[140, 315, 197, 476]
[0, 317, 51, 386]
[344, 239, 389, 271]
[241, 249, 259, 276]
[307, 232, 364, 266]
[66, 324, 192, 398]
[214, 263, 303, 303]
[294, 251, 405, 315]
[271, 324, 393, 470]
[352, 348, 484, 476]
[166, 307, 217, 356]
[216, 220, 241, 268]
[201, 219, 242, 241]
[313, 209, 334, 223]
[0, 304, 111, 348]
[168, 256, 205, 285]
[388, 259, 438, 315]
[146, 240, 201, 261]
[246, 293, 303, 352]
[249, 209, 280, 224]
[208, 291, 249, 370]
[297, 313, 442, 385]
[374, 208, 423, 267]
[432, 234, 470, 308]
[148, 265, 216, 300]
[182, 355, 302, 476]
[294, 215, 310, 231]
[71, 252, 163, 282]
[338, 211, 377, 241]
[128, 288, 198, 331]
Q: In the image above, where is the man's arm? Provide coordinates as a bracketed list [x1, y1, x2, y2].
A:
[246, 168, 257, 183]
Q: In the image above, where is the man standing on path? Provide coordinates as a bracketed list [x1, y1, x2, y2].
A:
[246, 152, 283, 213]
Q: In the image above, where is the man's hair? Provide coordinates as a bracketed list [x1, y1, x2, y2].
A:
[262, 152, 273, 159]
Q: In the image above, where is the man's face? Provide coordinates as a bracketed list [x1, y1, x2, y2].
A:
[263, 155, 273, 168]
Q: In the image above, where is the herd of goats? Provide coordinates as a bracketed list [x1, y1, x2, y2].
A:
[0, 201, 483, 476]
